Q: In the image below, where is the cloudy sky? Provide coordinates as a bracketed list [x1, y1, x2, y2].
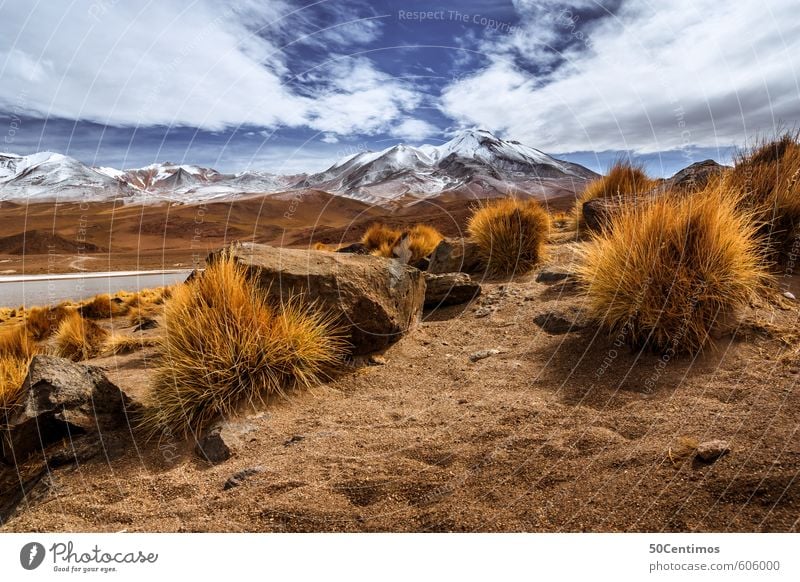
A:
[1, 0, 798, 175]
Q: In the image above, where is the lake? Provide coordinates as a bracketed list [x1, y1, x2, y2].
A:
[0, 270, 191, 307]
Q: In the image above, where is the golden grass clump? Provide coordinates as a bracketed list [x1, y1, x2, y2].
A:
[141, 255, 346, 437]
[467, 198, 550, 275]
[576, 161, 659, 231]
[362, 223, 402, 252]
[0, 325, 39, 413]
[102, 333, 160, 356]
[312, 242, 338, 252]
[53, 311, 109, 361]
[405, 224, 444, 264]
[724, 132, 800, 260]
[23, 303, 74, 340]
[577, 186, 768, 355]
[79, 293, 129, 319]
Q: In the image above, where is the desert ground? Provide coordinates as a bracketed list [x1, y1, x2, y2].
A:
[0, 190, 576, 276]
[2, 225, 798, 532]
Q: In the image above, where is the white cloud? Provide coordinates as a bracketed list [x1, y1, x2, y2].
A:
[305, 59, 423, 136]
[321, 133, 339, 143]
[390, 119, 438, 141]
[0, 0, 423, 137]
[440, 0, 800, 153]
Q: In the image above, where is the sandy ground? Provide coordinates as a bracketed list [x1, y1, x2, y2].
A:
[2, 232, 799, 532]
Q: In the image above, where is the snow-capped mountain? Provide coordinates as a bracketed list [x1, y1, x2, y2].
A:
[0, 152, 131, 201]
[301, 129, 598, 203]
[0, 130, 597, 205]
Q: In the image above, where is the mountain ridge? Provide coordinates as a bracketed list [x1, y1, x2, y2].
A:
[0, 129, 600, 205]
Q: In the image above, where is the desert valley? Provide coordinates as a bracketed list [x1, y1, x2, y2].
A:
[0, 129, 798, 533]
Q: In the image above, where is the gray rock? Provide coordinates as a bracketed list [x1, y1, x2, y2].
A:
[424, 272, 481, 307]
[1, 355, 132, 464]
[533, 310, 587, 335]
[209, 242, 426, 355]
[474, 306, 493, 318]
[696, 440, 730, 462]
[195, 419, 257, 464]
[428, 238, 484, 275]
[469, 348, 501, 363]
[783, 291, 796, 301]
[223, 466, 264, 490]
[283, 434, 305, 446]
[535, 270, 575, 284]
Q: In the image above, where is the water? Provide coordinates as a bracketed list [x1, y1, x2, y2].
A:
[0, 270, 191, 307]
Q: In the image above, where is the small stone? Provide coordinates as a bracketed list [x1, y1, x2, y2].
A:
[284, 435, 305, 446]
[469, 348, 501, 362]
[456, 399, 468, 405]
[783, 291, 796, 301]
[223, 466, 264, 490]
[195, 419, 257, 464]
[696, 440, 730, 462]
[535, 270, 574, 284]
[474, 307, 492, 318]
[368, 355, 387, 366]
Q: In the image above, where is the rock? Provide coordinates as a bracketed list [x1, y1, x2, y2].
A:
[195, 419, 257, 464]
[424, 272, 481, 307]
[474, 306, 493, 318]
[223, 466, 264, 490]
[696, 440, 730, 462]
[428, 238, 484, 275]
[469, 348, 500, 362]
[783, 291, 796, 301]
[535, 269, 575, 284]
[211, 242, 426, 354]
[133, 317, 158, 331]
[667, 160, 728, 191]
[533, 309, 587, 335]
[1, 355, 133, 464]
[582, 197, 621, 232]
[335, 242, 370, 255]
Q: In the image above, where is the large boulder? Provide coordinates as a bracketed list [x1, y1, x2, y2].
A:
[211, 242, 426, 354]
[1, 355, 133, 463]
[428, 238, 484, 275]
[424, 272, 481, 307]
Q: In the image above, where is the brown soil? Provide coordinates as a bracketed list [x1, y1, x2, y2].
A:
[2, 230, 798, 532]
[0, 191, 575, 274]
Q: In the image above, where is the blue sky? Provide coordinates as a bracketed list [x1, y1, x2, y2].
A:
[1, 0, 797, 176]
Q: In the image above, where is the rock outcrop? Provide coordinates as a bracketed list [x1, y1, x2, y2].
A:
[423, 272, 481, 307]
[210, 243, 426, 354]
[1, 355, 133, 464]
[427, 238, 484, 275]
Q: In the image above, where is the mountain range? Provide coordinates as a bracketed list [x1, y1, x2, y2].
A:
[0, 129, 598, 206]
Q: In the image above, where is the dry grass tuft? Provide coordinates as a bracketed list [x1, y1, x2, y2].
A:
[140, 254, 347, 438]
[576, 161, 659, 231]
[0, 325, 39, 413]
[467, 198, 550, 275]
[577, 185, 769, 355]
[53, 311, 109, 361]
[23, 303, 74, 340]
[724, 132, 800, 261]
[79, 293, 129, 319]
[102, 333, 160, 356]
[362, 223, 402, 252]
[312, 242, 338, 252]
[405, 224, 444, 264]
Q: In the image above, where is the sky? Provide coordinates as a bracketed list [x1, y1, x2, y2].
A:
[0, 0, 798, 176]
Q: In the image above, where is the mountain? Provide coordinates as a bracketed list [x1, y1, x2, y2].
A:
[300, 129, 598, 204]
[0, 130, 598, 205]
[0, 152, 132, 202]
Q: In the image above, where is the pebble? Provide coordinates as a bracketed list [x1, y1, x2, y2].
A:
[469, 348, 501, 362]
[696, 440, 730, 462]
[783, 291, 796, 301]
[223, 466, 264, 490]
[368, 354, 387, 366]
